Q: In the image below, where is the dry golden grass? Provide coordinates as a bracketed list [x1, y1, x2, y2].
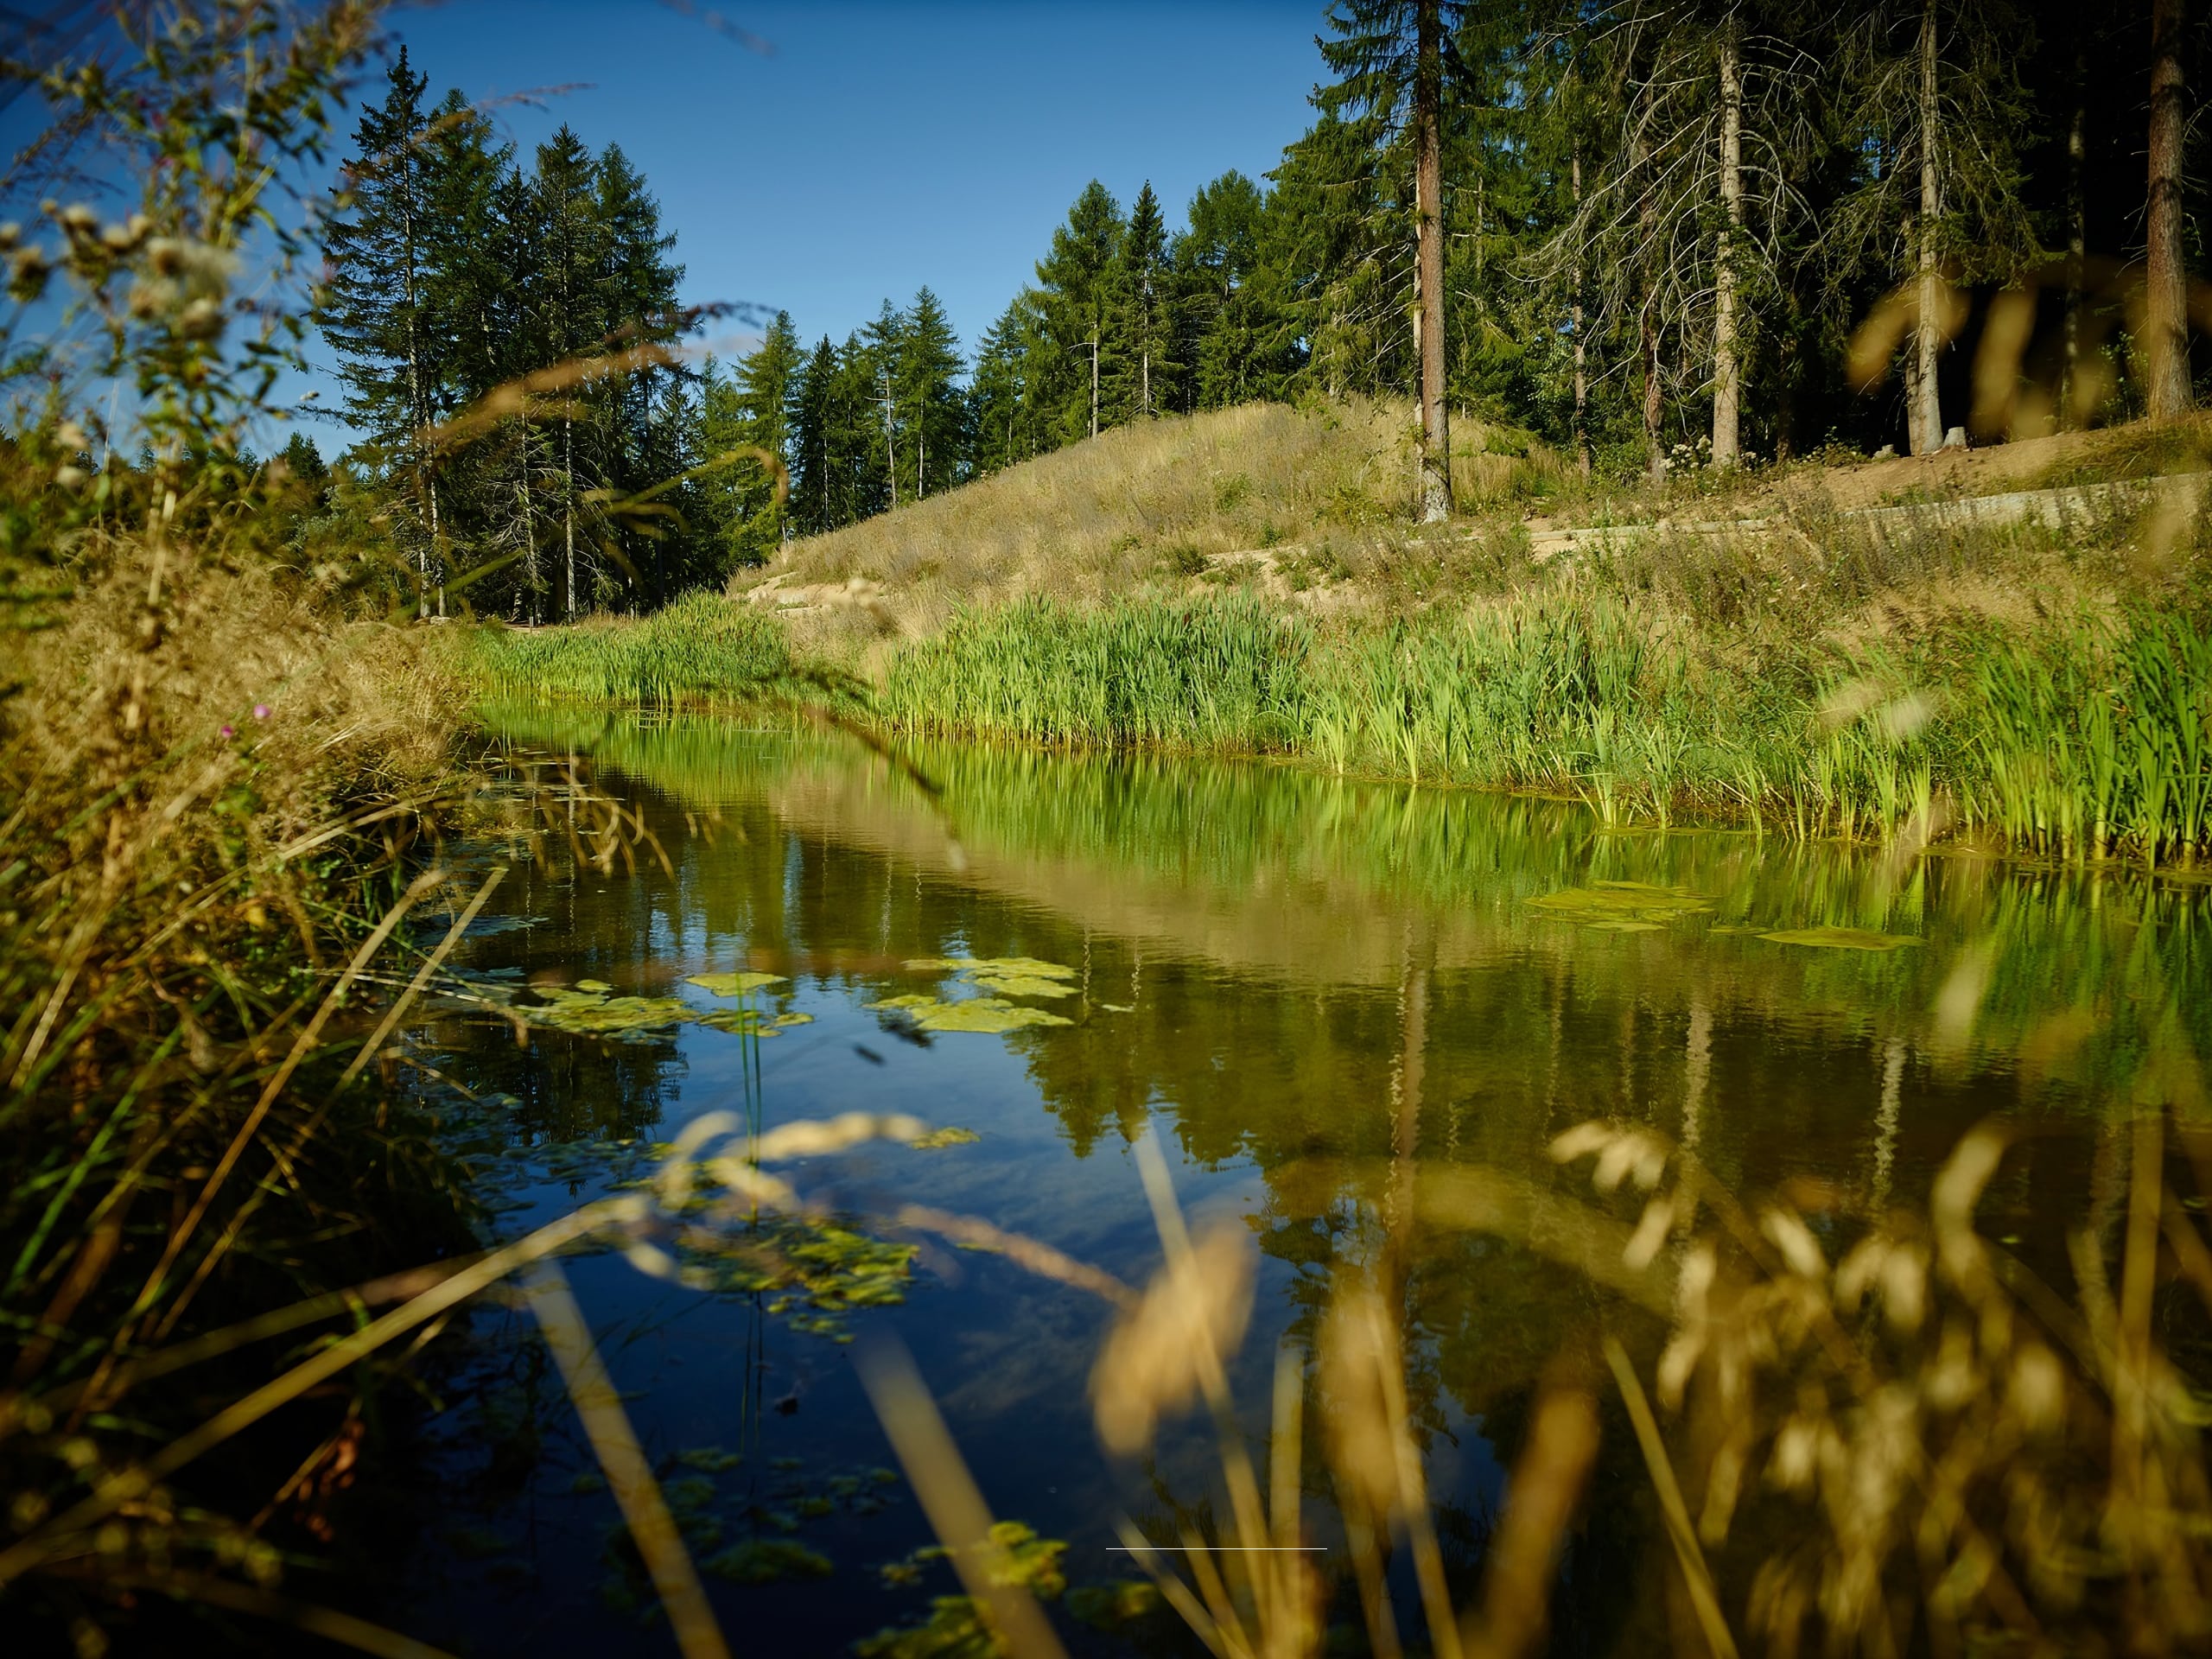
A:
[13, 539, 461, 849]
[732, 400, 1562, 655]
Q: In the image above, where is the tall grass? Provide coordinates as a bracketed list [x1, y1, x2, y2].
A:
[474, 586, 2212, 864]
[460, 589, 796, 704]
[1963, 612, 2212, 861]
[880, 593, 1307, 749]
[862, 594, 2212, 862]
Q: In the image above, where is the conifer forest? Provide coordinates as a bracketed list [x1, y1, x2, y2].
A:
[319, 1, 2208, 620]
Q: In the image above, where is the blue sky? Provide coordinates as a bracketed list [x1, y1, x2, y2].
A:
[368, 0, 1327, 367]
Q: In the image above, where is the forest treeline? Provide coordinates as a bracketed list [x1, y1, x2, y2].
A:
[315, 2, 2209, 620]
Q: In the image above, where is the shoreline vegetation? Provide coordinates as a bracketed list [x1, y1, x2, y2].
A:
[457, 404, 2212, 868]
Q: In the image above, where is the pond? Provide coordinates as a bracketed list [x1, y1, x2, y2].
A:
[390, 709, 2212, 1656]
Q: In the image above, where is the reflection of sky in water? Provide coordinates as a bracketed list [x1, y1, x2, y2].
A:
[396, 718, 2211, 1655]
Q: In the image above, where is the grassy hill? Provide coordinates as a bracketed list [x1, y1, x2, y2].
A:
[730, 399, 1570, 648]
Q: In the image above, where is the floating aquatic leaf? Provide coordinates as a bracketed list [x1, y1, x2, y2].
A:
[696, 1008, 780, 1037]
[462, 913, 542, 938]
[510, 977, 793, 1045]
[774, 1011, 814, 1027]
[526, 985, 693, 1041]
[966, 972, 1077, 999]
[867, 995, 1073, 1034]
[664, 1476, 718, 1514]
[676, 1446, 744, 1473]
[858, 1525, 1069, 1657]
[906, 955, 1075, 980]
[911, 1126, 981, 1150]
[688, 970, 789, 997]
[1068, 1580, 1165, 1630]
[1528, 880, 1712, 929]
[702, 1540, 832, 1584]
[671, 1212, 917, 1338]
[1758, 926, 1923, 952]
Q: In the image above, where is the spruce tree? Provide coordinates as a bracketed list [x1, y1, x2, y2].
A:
[899, 286, 966, 498]
[1108, 182, 1178, 418]
[1035, 181, 1126, 443]
[1173, 171, 1269, 410]
[593, 142, 687, 605]
[715, 310, 802, 563]
[787, 335, 840, 537]
[321, 48, 443, 613]
[528, 125, 608, 617]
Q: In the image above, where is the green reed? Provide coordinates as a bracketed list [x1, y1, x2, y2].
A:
[879, 593, 1307, 749]
[462, 587, 2212, 866]
[461, 590, 796, 705]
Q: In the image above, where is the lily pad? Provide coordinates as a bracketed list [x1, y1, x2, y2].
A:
[670, 1212, 916, 1339]
[965, 972, 1077, 999]
[866, 995, 1072, 1034]
[703, 1540, 832, 1584]
[688, 970, 789, 997]
[1758, 926, 1923, 952]
[906, 955, 1076, 980]
[515, 978, 788, 1045]
[1527, 880, 1712, 929]
[912, 1126, 981, 1150]
[676, 1446, 744, 1473]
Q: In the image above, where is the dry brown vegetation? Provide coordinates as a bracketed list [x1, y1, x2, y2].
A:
[731, 400, 1576, 652]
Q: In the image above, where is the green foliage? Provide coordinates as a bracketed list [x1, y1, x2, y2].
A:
[320, 75, 697, 620]
[881, 593, 1309, 750]
[857, 1523, 1069, 1659]
[456, 590, 794, 704]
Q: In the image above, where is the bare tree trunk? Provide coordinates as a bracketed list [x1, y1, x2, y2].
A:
[2063, 26, 2087, 423]
[1643, 299, 1665, 480]
[1090, 335, 1100, 441]
[1712, 18, 1745, 466]
[429, 476, 445, 619]
[1636, 123, 1664, 482]
[563, 416, 576, 621]
[1573, 148, 1590, 479]
[402, 196, 429, 620]
[517, 418, 537, 626]
[1912, 0, 1945, 454]
[881, 371, 898, 511]
[1416, 0, 1452, 522]
[2147, 0, 2192, 421]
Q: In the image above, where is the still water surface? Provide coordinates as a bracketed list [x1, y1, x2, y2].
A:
[395, 712, 2210, 1656]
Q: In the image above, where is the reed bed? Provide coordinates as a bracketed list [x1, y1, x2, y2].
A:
[460, 589, 797, 705]
[860, 593, 2212, 864]
[471, 588, 2212, 864]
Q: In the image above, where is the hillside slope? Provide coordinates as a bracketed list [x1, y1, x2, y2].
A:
[735, 400, 2211, 656]
[732, 400, 1553, 641]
